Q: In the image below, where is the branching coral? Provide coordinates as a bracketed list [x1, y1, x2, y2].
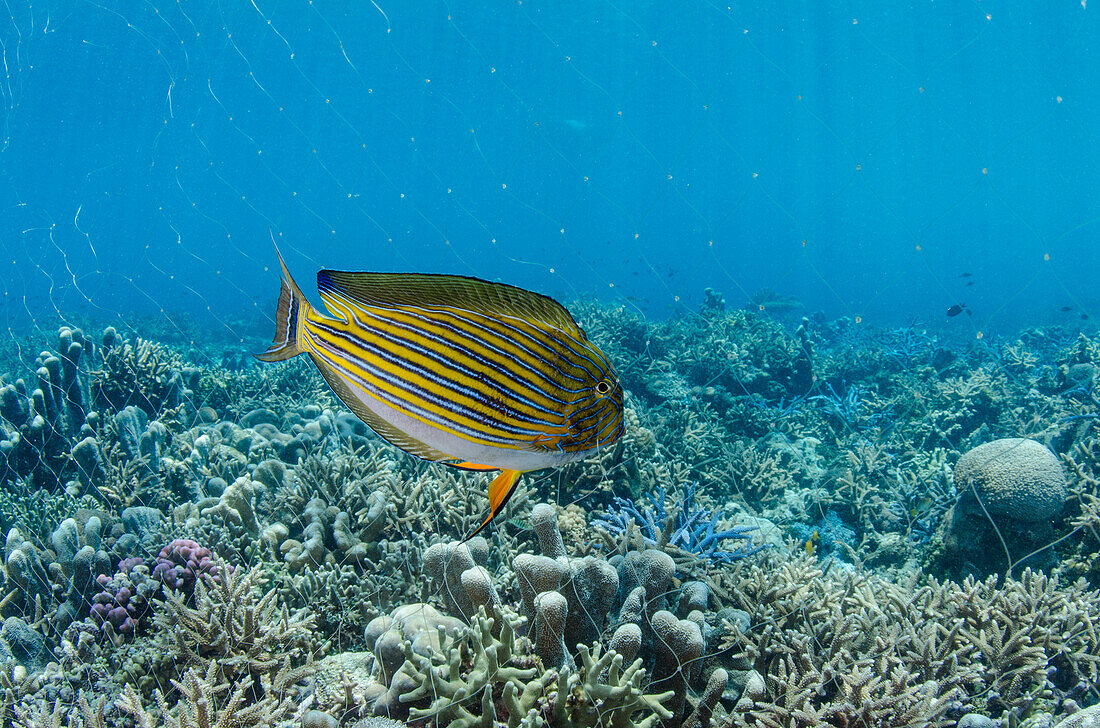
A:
[91, 331, 188, 419]
[376, 604, 674, 728]
[114, 661, 303, 728]
[592, 484, 763, 564]
[723, 552, 1100, 723]
[154, 561, 317, 709]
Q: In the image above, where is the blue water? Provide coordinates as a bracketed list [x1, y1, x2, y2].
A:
[0, 1, 1097, 335]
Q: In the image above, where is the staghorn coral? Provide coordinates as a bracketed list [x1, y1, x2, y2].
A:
[718, 440, 801, 507]
[3, 301, 1100, 728]
[204, 356, 332, 422]
[113, 660, 304, 728]
[271, 560, 384, 651]
[154, 560, 318, 708]
[592, 483, 763, 564]
[91, 330, 189, 419]
[93, 405, 191, 510]
[723, 551, 1100, 723]
[728, 657, 959, 728]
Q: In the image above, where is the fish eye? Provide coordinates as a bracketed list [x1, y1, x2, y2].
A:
[595, 380, 612, 395]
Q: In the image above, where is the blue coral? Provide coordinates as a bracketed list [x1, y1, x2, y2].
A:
[592, 484, 764, 563]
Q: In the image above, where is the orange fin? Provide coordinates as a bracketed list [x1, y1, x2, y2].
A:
[464, 469, 523, 542]
[450, 461, 500, 472]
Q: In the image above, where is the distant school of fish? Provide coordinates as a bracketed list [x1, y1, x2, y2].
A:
[256, 247, 624, 539]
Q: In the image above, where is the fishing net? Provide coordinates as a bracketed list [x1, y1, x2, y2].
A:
[0, 1, 1097, 725]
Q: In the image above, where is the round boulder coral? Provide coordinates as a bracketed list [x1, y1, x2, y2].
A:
[953, 438, 1066, 521]
[941, 438, 1067, 577]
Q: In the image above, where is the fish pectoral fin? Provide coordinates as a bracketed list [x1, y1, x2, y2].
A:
[450, 461, 500, 472]
[526, 426, 571, 452]
[463, 469, 523, 542]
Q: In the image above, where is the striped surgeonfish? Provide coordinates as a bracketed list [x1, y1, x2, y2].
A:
[256, 248, 624, 540]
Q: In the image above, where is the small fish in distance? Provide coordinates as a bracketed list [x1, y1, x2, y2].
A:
[256, 247, 624, 540]
[959, 272, 973, 278]
[1061, 306, 1073, 312]
[946, 303, 971, 317]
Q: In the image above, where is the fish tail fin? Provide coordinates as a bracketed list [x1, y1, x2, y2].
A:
[255, 244, 311, 362]
[464, 469, 523, 542]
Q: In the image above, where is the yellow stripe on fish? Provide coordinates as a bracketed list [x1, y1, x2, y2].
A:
[256, 246, 624, 539]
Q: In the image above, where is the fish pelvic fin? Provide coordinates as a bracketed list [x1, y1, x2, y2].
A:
[464, 469, 523, 542]
[255, 244, 311, 362]
[451, 461, 500, 472]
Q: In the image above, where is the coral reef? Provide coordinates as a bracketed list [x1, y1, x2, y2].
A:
[0, 302, 1098, 727]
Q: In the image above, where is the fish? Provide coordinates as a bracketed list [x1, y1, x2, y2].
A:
[1061, 306, 1073, 312]
[505, 517, 532, 531]
[804, 529, 820, 556]
[959, 272, 973, 278]
[256, 247, 624, 540]
[946, 303, 970, 317]
[965, 280, 974, 287]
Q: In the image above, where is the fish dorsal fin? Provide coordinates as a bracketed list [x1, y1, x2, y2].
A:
[307, 352, 456, 464]
[317, 270, 583, 335]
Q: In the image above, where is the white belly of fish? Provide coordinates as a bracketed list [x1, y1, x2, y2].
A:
[353, 386, 594, 471]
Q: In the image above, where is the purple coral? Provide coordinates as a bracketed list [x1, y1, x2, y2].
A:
[89, 558, 153, 637]
[151, 539, 223, 595]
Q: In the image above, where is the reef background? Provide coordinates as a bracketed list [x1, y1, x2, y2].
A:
[0, 296, 1099, 727]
